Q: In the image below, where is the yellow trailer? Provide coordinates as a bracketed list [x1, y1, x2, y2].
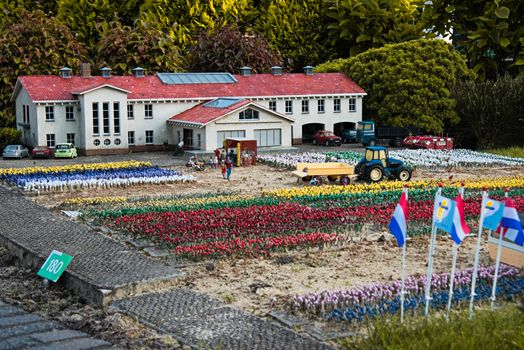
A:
[292, 162, 357, 186]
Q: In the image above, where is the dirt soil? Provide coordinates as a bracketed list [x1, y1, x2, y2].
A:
[28, 164, 516, 316]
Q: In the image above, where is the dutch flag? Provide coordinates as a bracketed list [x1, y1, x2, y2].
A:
[497, 197, 524, 246]
[450, 193, 471, 245]
[389, 189, 408, 247]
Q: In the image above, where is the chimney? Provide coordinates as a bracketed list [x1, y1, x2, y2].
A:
[303, 65, 314, 76]
[59, 67, 72, 78]
[239, 66, 251, 76]
[100, 67, 111, 78]
[271, 66, 282, 76]
[132, 67, 145, 78]
[80, 63, 91, 77]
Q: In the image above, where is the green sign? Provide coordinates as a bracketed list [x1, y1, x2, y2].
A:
[37, 250, 73, 282]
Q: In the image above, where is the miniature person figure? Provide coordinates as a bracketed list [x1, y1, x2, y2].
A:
[220, 150, 226, 162]
[228, 149, 236, 163]
[220, 160, 227, 179]
[213, 155, 218, 169]
[225, 157, 233, 180]
[214, 148, 220, 160]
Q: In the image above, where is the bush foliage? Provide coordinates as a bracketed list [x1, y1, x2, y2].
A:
[0, 127, 21, 150]
[317, 39, 475, 133]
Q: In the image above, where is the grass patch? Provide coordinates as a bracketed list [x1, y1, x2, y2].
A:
[484, 146, 524, 158]
[341, 305, 524, 350]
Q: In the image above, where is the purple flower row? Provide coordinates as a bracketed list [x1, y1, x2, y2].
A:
[292, 264, 519, 315]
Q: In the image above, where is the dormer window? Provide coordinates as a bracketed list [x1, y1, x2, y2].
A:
[239, 108, 259, 120]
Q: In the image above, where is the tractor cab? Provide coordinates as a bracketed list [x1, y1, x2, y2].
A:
[357, 146, 412, 182]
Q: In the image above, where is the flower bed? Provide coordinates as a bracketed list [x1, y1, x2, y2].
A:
[0, 162, 195, 192]
[292, 264, 524, 322]
[258, 149, 524, 169]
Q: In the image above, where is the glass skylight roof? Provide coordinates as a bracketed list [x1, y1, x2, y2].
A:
[157, 72, 237, 84]
[204, 98, 243, 109]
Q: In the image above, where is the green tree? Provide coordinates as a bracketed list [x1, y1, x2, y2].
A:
[325, 0, 429, 57]
[423, 0, 524, 80]
[316, 39, 474, 133]
[96, 21, 184, 74]
[187, 26, 282, 73]
[140, 0, 253, 53]
[453, 76, 524, 149]
[0, 8, 86, 127]
[254, 0, 334, 71]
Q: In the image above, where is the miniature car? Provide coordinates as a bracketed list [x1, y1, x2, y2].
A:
[312, 130, 342, 146]
[2, 144, 29, 159]
[31, 146, 53, 159]
[54, 143, 77, 158]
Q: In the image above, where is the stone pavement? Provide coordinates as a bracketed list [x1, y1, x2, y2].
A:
[0, 300, 118, 350]
[0, 185, 332, 349]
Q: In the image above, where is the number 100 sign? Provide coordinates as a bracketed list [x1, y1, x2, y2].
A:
[37, 250, 73, 282]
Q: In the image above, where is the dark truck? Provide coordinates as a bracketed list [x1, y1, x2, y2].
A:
[354, 121, 419, 147]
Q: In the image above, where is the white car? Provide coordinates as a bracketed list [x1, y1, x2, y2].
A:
[2, 144, 29, 159]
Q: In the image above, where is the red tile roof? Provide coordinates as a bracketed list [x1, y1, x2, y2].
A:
[16, 72, 365, 102]
[168, 99, 252, 125]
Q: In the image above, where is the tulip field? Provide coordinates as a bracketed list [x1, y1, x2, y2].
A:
[0, 161, 195, 192]
[258, 149, 524, 169]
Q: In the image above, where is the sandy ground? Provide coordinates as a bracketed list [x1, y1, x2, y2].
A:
[22, 162, 520, 323]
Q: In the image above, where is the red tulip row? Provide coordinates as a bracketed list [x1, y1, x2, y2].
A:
[173, 233, 338, 258]
[107, 195, 524, 258]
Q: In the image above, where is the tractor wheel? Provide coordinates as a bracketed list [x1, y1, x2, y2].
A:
[393, 138, 403, 148]
[340, 175, 350, 186]
[327, 175, 338, 183]
[310, 176, 323, 186]
[302, 176, 312, 182]
[397, 168, 412, 181]
[368, 165, 384, 182]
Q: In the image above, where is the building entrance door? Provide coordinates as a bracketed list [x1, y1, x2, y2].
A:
[183, 128, 194, 149]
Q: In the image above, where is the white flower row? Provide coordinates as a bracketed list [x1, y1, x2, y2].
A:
[21, 175, 196, 192]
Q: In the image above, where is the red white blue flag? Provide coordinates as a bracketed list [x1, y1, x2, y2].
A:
[497, 197, 524, 246]
[389, 189, 408, 247]
[450, 193, 471, 245]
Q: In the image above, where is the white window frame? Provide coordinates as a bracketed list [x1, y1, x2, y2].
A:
[113, 102, 120, 135]
[127, 104, 134, 119]
[128, 131, 135, 145]
[45, 106, 54, 121]
[301, 100, 309, 114]
[65, 106, 74, 121]
[349, 97, 356, 112]
[92, 102, 99, 135]
[102, 102, 110, 135]
[239, 108, 259, 120]
[46, 133, 55, 147]
[318, 99, 325, 113]
[145, 104, 153, 119]
[23, 105, 30, 124]
[334, 98, 341, 113]
[285, 100, 293, 114]
[66, 133, 75, 145]
[269, 100, 276, 111]
[145, 130, 153, 144]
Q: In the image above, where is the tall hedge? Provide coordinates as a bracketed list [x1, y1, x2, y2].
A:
[317, 39, 474, 133]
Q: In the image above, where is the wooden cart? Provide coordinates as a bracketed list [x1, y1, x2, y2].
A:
[292, 162, 357, 186]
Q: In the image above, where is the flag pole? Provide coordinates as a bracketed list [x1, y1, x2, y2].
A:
[446, 183, 465, 320]
[469, 188, 488, 319]
[424, 183, 442, 317]
[490, 188, 509, 309]
[400, 185, 408, 323]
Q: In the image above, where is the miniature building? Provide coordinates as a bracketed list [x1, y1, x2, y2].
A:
[12, 65, 366, 155]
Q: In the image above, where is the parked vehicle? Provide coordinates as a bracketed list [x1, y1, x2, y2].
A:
[2, 144, 29, 159]
[402, 135, 454, 150]
[341, 128, 357, 143]
[54, 143, 77, 158]
[356, 121, 419, 147]
[31, 146, 53, 159]
[355, 146, 412, 182]
[312, 130, 342, 146]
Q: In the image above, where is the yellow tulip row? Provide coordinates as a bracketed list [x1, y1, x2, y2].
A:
[63, 193, 257, 208]
[0, 161, 152, 176]
[265, 176, 524, 199]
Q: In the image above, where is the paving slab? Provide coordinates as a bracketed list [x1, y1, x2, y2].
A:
[0, 303, 118, 350]
[113, 289, 333, 350]
[0, 186, 182, 304]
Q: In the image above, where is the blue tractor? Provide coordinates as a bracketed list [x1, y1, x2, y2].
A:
[355, 146, 412, 182]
